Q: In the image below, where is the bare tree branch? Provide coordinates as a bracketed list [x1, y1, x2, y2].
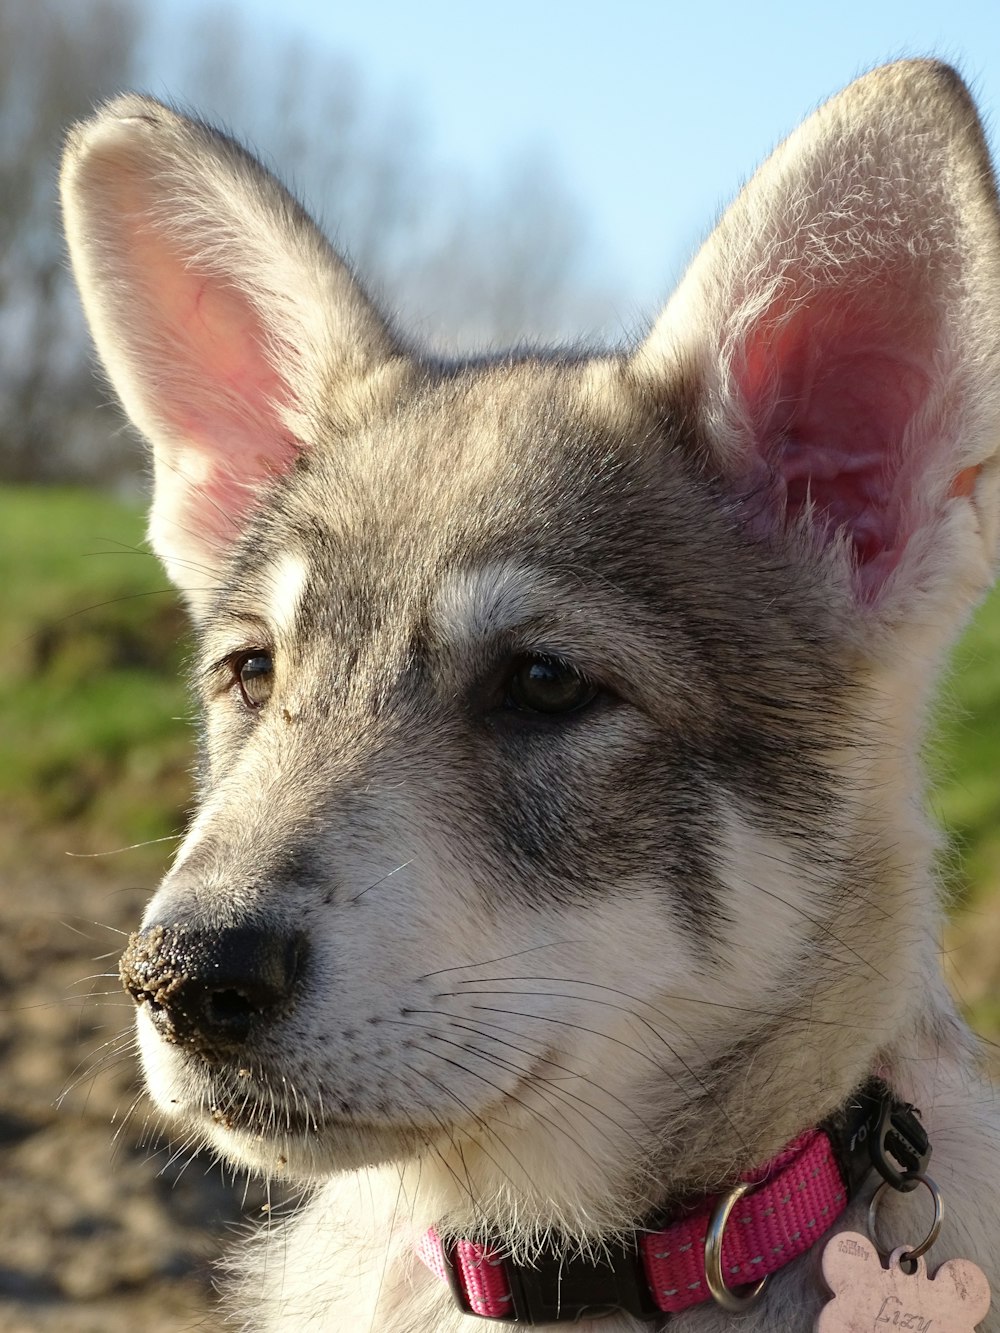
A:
[1, 0, 621, 485]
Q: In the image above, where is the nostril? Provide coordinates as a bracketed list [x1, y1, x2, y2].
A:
[205, 987, 259, 1030]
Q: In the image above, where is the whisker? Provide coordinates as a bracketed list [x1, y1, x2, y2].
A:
[412, 1041, 612, 1180]
[449, 973, 877, 1032]
[452, 998, 748, 1152]
[367, 1161, 405, 1333]
[65, 834, 184, 858]
[349, 859, 413, 904]
[407, 1065, 524, 1197]
[442, 1013, 657, 1138]
[434, 1024, 644, 1151]
[416, 940, 582, 981]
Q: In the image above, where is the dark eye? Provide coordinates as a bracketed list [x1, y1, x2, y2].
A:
[505, 655, 598, 715]
[235, 650, 274, 709]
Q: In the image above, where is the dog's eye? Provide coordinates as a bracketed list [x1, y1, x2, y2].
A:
[235, 651, 274, 709]
[505, 655, 598, 715]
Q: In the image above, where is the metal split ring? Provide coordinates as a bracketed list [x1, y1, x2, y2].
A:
[704, 1180, 770, 1312]
[867, 1173, 944, 1262]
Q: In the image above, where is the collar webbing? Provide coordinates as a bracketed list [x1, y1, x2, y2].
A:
[417, 1080, 930, 1324]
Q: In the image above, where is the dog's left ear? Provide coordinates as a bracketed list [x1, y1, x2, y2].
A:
[635, 61, 1000, 653]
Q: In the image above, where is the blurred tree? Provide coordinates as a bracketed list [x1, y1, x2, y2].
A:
[404, 150, 618, 350]
[0, 0, 622, 486]
[0, 0, 142, 484]
[161, 5, 621, 350]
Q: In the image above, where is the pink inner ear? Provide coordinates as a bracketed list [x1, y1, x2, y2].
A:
[129, 205, 303, 551]
[735, 285, 938, 602]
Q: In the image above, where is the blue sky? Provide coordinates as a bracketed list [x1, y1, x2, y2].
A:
[187, 0, 1000, 322]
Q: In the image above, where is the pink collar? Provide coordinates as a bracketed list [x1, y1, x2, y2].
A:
[417, 1082, 929, 1323]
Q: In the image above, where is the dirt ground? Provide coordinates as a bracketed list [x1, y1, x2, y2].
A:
[0, 822, 281, 1333]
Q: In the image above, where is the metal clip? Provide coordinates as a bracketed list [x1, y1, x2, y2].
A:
[704, 1181, 769, 1312]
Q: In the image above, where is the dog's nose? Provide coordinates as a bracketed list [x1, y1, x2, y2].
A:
[119, 923, 307, 1058]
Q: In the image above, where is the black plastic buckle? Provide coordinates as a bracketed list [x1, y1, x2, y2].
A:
[441, 1236, 663, 1324]
[822, 1077, 932, 1198]
[869, 1095, 931, 1193]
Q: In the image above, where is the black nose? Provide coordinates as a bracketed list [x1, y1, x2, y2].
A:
[119, 923, 307, 1059]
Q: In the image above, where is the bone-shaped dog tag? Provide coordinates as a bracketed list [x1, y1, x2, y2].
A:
[815, 1232, 991, 1332]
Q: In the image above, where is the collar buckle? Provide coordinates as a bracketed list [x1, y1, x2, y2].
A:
[442, 1235, 662, 1324]
[822, 1077, 931, 1196]
[869, 1095, 931, 1192]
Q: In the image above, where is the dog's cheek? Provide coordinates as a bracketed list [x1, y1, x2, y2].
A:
[474, 713, 727, 940]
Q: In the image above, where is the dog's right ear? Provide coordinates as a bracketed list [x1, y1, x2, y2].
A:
[61, 95, 408, 616]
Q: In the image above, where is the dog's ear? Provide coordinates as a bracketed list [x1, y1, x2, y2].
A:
[61, 95, 407, 615]
[634, 61, 1000, 657]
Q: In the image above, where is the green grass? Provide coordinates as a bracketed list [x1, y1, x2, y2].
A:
[5, 480, 1000, 908]
[932, 591, 1000, 908]
[3, 484, 194, 856]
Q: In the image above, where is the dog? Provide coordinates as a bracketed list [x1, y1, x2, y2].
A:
[61, 60, 1000, 1331]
